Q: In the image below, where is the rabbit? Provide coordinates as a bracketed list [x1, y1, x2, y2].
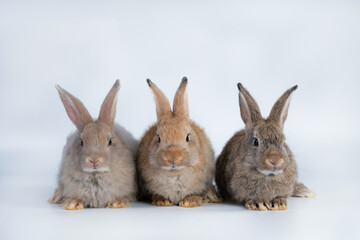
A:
[215, 83, 315, 211]
[136, 77, 221, 208]
[48, 80, 138, 210]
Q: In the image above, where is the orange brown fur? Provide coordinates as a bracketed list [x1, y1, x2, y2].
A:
[137, 78, 220, 207]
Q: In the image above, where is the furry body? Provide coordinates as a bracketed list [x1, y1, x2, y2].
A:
[51, 124, 137, 208]
[137, 121, 215, 204]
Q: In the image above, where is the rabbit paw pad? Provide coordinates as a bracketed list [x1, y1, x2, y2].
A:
[266, 197, 288, 211]
[179, 196, 202, 208]
[245, 200, 268, 211]
[152, 196, 174, 207]
[62, 199, 84, 210]
[107, 198, 130, 208]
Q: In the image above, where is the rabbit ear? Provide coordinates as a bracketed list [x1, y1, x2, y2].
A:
[237, 83, 262, 127]
[98, 80, 120, 126]
[173, 77, 189, 118]
[147, 79, 171, 120]
[268, 85, 298, 129]
[55, 85, 93, 131]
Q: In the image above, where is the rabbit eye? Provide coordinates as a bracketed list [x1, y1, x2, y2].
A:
[80, 139, 84, 147]
[108, 138, 112, 146]
[186, 134, 190, 142]
[253, 138, 259, 147]
[156, 134, 161, 143]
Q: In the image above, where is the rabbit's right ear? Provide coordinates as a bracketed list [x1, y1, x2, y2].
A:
[237, 83, 262, 127]
[98, 80, 120, 126]
[147, 79, 171, 120]
[55, 85, 93, 131]
[173, 77, 189, 118]
[268, 85, 297, 129]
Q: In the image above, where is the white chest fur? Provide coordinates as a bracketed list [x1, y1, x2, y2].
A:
[148, 169, 205, 204]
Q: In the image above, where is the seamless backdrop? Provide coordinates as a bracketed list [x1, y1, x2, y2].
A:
[0, 1, 359, 240]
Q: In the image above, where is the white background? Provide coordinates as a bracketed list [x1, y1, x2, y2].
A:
[0, 1, 359, 239]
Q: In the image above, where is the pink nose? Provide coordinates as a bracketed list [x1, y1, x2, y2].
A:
[86, 158, 103, 168]
[90, 159, 99, 166]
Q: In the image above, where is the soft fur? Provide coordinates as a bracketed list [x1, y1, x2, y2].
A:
[48, 80, 137, 210]
[215, 83, 315, 211]
[136, 78, 220, 207]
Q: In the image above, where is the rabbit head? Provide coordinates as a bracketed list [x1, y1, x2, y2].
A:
[56, 80, 120, 173]
[146, 77, 200, 171]
[237, 83, 297, 176]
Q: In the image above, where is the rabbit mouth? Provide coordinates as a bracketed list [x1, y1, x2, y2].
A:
[257, 168, 283, 176]
[83, 167, 110, 173]
[161, 165, 186, 171]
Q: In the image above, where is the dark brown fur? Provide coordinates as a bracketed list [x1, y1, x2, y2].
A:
[215, 83, 314, 211]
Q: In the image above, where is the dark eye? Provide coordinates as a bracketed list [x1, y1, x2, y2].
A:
[156, 134, 161, 143]
[253, 138, 259, 147]
[108, 138, 112, 146]
[186, 134, 190, 142]
[80, 139, 84, 147]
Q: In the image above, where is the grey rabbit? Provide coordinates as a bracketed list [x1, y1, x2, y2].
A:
[48, 80, 137, 210]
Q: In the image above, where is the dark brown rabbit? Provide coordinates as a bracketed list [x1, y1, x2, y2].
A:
[215, 83, 315, 211]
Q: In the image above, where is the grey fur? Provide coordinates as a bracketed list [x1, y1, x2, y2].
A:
[52, 126, 137, 208]
[49, 81, 137, 209]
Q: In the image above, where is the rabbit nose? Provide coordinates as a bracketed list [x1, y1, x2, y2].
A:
[266, 158, 284, 167]
[86, 157, 103, 168]
[163, 156, 180, 165]
[90, 159, 99, 164]
[164, 150, 181, 161]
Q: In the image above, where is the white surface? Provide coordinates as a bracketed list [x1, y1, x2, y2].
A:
[0, 1, 359, 240]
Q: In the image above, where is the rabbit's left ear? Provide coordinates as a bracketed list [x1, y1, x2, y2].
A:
[55, 85, 93, 131]
[237, 83, 262, 128]
[173, 77, 189, 118]
[147, 79, 172, 120]
[98, 80, 120, 126]
[268, 85, 298, 129]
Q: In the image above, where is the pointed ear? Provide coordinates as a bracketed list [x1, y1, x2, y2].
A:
[173, 77, 189, 118]
[237, 83, 262, 127]
[268, 85, 298, 129]
[98, 80, 120, 126]
[146, 79, 171, 120]
[55, 84, 93, 131]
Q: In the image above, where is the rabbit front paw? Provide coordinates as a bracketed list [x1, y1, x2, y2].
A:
[179, 195, 202, 208]
[245, 200, 268, 211]
[152, 195, 174, 207]
[266, 197, 288, 211]
[61, 199, 84, 210]
[107, 198, 131, 208]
